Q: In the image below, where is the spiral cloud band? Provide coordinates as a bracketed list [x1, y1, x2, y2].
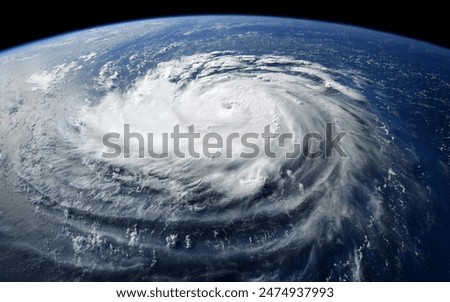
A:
[5, 51, 425, 281]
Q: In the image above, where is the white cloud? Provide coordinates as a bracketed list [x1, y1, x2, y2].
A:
[27, 61, 78, 92]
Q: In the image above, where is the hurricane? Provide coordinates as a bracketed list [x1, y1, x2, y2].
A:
[0, 16, 448, 281]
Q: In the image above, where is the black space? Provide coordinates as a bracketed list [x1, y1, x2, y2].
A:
[0, 2, 448, 51]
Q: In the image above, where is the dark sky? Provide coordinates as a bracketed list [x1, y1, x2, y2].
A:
[0, 2, 448, 52]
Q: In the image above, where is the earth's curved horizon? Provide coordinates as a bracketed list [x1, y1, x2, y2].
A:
[0, 15, 449, 281]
